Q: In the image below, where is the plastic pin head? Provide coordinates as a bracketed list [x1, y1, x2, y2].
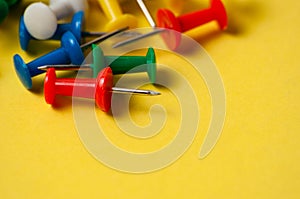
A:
[19, 16, 32, 50]
[14, 31, 84, 89]
[52, 11, 83, 42]
[23, 1, 87, 39]
[91, 44, 106, 78]
[95, 67, 113, 112]
[44, 68, 57, 104]
[145, 47, 157, 83]
[13, 54, 32, 89]
[157, 0, 228, 50]
[211, 0, 228, 30]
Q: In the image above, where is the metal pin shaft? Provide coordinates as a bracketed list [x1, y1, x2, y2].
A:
[137, 0, 156, 27]
[112, 29, 164, 48]
[80, 27, 129, 49]
[38, 64, 90, 71]
[81, 31, 106, 37]
[112, 87, 161, 96]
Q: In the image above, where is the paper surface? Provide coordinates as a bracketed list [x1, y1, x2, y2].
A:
[0, 0, 299, 198]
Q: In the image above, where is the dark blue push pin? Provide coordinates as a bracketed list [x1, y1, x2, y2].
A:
[19, 11, 106, 51]
[13, 31, 84, 89]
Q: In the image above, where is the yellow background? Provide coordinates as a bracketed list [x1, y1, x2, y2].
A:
[0, 0, 299, 198]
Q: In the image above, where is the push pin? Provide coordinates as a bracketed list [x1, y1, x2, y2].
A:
[97, 0, 137, 31]
[38, 45, 157, 83]
[0, 0, 20, 23]
[14, 28, 128, 89]
[19, 11, 106, 51]
[13, 31, 84, 89]
[44, 67, 160, 112]
[157, 0, 227, 50]
[23, 0, 87, 40]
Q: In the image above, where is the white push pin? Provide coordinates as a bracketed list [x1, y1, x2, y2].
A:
[23, 0, 88, 40]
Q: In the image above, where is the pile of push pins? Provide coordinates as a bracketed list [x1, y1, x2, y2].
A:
[12, 0, 228, 112]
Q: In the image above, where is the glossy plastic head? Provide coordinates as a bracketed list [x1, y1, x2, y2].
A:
[61, 31, 84, 65]
[20, 11, 84, 50]
[0, 0, 9, 23]
[44, 68, 56, 104]
[95, 67, 113, 112]
[13, 54, 32, 89]
[14, 31, 83, 90]
[157, 9, 182, 32]
[211, 0, 228, 30]
[52, 11, 83, 42]
[19, 16, 32, 50]
[156, 9, 182, 50]
[24, 2, 57, 39]
[146, 47, 156, 83]
[91, 44, 106, 78]
[70, 11, 83, 42]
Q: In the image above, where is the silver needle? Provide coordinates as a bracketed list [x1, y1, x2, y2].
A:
[112, 28, 164, 48]
[137, 0, 156, 28]
[38, 64, 91, 71]
[80, 27, 129, 49]
[112, 87, 161, 96]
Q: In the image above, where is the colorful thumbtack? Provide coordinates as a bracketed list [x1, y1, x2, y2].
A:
[23, 0, 87, 39]
[157, 0, 228, 50]
[91, 45, 156, 83]
[97, 0, 137, 31]
[19, 11, 106, 51]
[38, 45, 157, 83]
[13, 31, 84, 89]
[44, 67, 160, 112]
[15, 27, 128, 89]
[0, 0, 20, 23]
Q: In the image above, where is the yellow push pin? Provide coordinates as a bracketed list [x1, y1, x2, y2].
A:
[97, 0, 137, 31]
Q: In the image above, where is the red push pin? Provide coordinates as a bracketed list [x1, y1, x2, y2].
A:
[44, 67, 160, 112]
[156, 0, 227, 50]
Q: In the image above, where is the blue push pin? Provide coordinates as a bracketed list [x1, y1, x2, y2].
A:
[13, 31, 84, 89]
[19, 11, 106, 51]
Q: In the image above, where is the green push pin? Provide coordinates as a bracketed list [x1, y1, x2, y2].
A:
[38, 45, 157, 83]
[91, 44, 156, 83]
[0, 0, 19, 23]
